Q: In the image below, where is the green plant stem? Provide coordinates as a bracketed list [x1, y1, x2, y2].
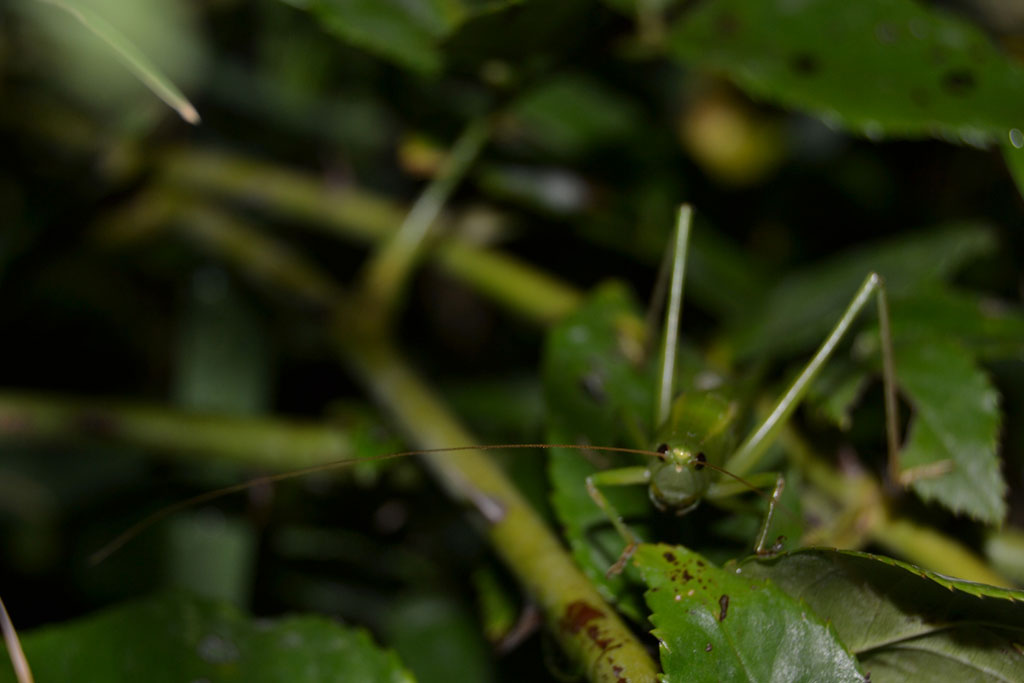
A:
[335, 319, 660, 683]
[0, 393, 366, 470]
[157, 148, 581, 324]
[109, 201, 659, 682]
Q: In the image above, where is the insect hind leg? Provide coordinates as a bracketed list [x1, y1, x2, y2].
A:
[723, 272, 901, 483]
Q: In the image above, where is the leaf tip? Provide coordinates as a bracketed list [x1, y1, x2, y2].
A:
[179, 102, 202, 125]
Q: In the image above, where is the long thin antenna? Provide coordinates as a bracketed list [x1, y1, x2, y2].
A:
[90, 443, 670, 565]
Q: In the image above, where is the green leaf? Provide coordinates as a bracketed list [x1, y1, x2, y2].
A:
[0, 593, 413, 683]
[669, 0, 1024, 141]
[732, 223, 996, 359]
[24, 0, 202, 123]
[1001, 137, 1024, 203]
[890, 287, 1024, 361]
[295, 0, 518, 75]
[174, 271, 272, 416]
[542, 283, 656, 619]
[740, 549, 1024, 681]
[633, 543, 863, 682]
[508, 74, 645, 157]
[807, 359, 870, 431]
[896, 337, 1004, 523]
[384, 593, 494, 683]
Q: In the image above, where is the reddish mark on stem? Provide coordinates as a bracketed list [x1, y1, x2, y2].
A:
[560, 601, 604, 635]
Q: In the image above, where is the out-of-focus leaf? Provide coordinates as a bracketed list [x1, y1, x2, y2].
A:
[807, 359, 870, 431]
[633, 543, 863, 682]
[471, 565, 518, 645]
[174, 269, 272, 416]
[740, 549, 1024, 681]
[890, 287, 1024, 361]
[543, 283, 656, 620]
[896, 337, 1004, 523]
[984, 528, 1024, 586]
[685, 223, 769, 321]
[669, 0, 1024, 142]
[293, 0, 519, 75]
[0, 593, 413, 683]
[21, 0, 203, 124]
[1001, 137, 1024, 202]
[731, 223, 995, 359]
[385, 593, 493, 683]
[507, 75, 645, 157]
[164, 513, 256, 607]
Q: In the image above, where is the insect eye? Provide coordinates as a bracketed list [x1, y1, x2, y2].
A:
[695, 452, 706, 470]
[656, 443, 669, 457]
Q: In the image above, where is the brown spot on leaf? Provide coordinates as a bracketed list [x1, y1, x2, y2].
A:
[718, 594, 729, 621]
[663, 551, 676, 563]
[705, 643, 713, 652]
[682, 570, 693, 582]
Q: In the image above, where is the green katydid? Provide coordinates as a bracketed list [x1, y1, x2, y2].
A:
[92, 205, 901, 581]
[571, 204, 900, 576]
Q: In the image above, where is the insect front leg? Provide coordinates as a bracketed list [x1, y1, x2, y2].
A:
[585, 466, 651, 577]
[707, 471, 787, 555]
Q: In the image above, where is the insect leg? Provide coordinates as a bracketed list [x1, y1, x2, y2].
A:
[723, 273, 900, 479]
[752, 474, 786, 555]
[707, 470, 787, 553]
[585, 466, 652, 577]
[655, 204, 693, 427]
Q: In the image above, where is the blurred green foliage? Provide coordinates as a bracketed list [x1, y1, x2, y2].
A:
[1, 0, 1023, 680]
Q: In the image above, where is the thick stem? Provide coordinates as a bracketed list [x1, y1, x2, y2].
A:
[335, 320, 660, 682]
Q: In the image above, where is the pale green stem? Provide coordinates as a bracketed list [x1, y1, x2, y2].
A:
[360, 118, 491, 326]
[0, 393, 365, 471]
[157, 148, 581, 324]
[872, 513, 1011, 588]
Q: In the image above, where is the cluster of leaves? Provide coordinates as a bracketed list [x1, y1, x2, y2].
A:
[1, 0, 1024, 681]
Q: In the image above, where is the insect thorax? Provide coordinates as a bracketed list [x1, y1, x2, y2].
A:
[648, 390, 738, 513]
